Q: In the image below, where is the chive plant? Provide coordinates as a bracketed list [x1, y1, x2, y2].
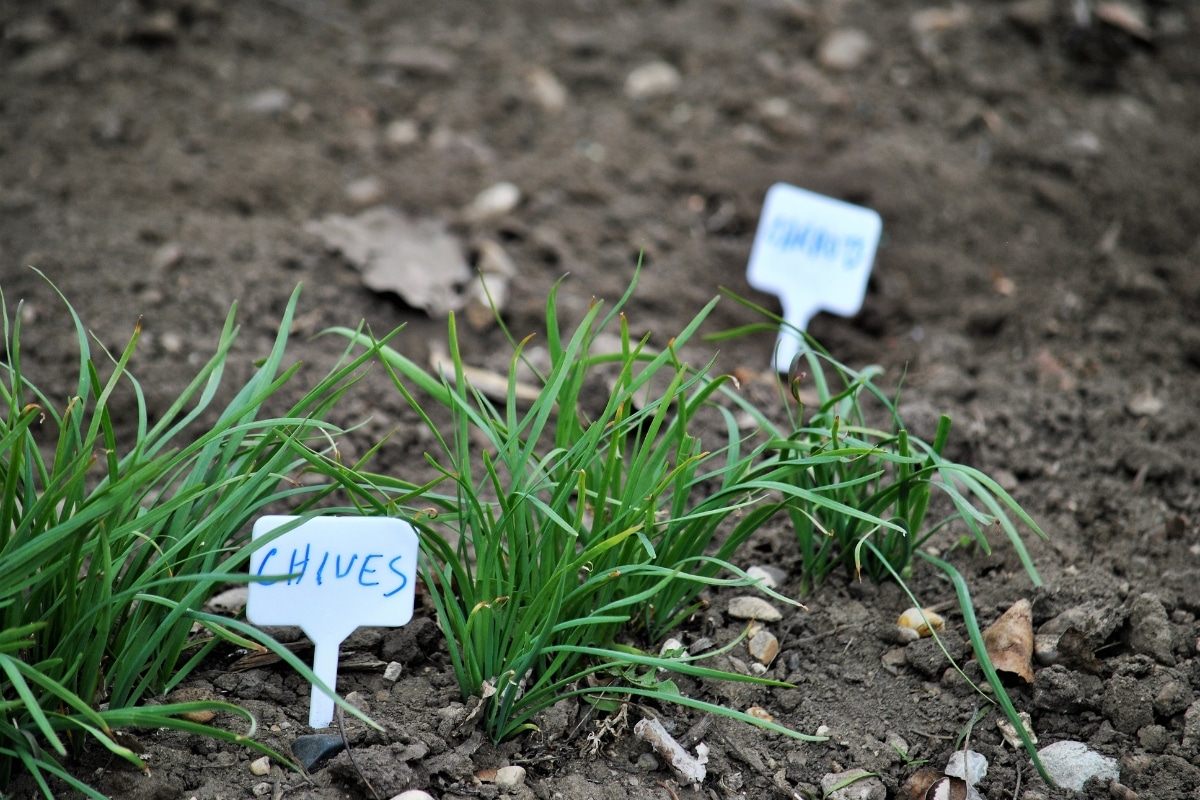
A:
[714, 291, 1047, 594]
[0, 280, 388, 798]
[333, 279, 906, 742]
[335, 278, 1048, 745]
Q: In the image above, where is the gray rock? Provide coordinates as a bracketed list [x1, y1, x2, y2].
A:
[1036, 740, 1119, 792]
[1127, 593, 1175, 665]
[291, 733, 345, 771]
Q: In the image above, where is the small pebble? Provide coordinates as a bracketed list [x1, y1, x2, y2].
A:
[242, 87, 292, 114]
[748, 629, 780, 664]
[495, 765, 526, 788]
[162, 333, 184, 355]
[1033, 633, 1059, 665]
[384, 119, 420, 148]
[816, 29, 872, 71]
[345, 176, 385, 207]
[659, 638, 687, 658]
[881, 647, 908, 671]
[636, 752, 660, 771]
[746, 564, 786, 589]
[383, 661, 403, 682]
[727, 596, 783, 622]
[344, 691, 370, 713]
[252, 782, 272, 797]
[624, 61, 682, 100]
[527, 66, 568, 112]
[388, 792, 435, 800]
[747, 706, 774, 722]
[465, 181, 521, 221]
[249, 756, 270, 776]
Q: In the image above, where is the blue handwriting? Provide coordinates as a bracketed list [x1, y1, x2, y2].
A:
[766, 217, 867, 271]
[255, 545, 408, 598]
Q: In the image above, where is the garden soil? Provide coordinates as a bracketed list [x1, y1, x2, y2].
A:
[3, 1, 1200, 798]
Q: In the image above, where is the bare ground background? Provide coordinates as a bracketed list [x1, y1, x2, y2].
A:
[3, 1, 1200, 798]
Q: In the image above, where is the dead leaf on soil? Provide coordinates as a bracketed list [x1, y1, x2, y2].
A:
[982, 599, 1035, 683]
[305, 206, 470, 316]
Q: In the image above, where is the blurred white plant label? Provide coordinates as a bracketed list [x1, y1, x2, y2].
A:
[747, 183, 882, 372]
[247, 516, 419, 729]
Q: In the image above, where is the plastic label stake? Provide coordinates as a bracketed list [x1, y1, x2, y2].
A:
[746, 183, 882, 372]
[246, 516, 420, 729]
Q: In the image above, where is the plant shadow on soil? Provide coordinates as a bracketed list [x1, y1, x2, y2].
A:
[4, 0, 1200, 798]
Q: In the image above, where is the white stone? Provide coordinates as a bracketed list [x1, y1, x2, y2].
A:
[383, 661, 403, 682]
[249, 756, 271, 776]
[624, 61, 682, 100]
[746, 564, 785, 589]
[816, 28, 872, 71]
[495, 765, 526, 788]
[388, 792, 436, 800]
[465, 181, 521, 221]
[242, 87, 292, 114]
[1036, 740, 1119, 792]
[659, 638, 687, 658]
[385, 119, 420, 148]
[527, 67, 568, 112]
[345, 175, 385, 207]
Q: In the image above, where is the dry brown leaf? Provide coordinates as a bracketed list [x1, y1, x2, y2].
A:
[982, 599, 1035, 683]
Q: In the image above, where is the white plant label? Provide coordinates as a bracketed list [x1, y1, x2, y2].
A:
[746, 183, 882, 372]
[247, 516, 419, 729]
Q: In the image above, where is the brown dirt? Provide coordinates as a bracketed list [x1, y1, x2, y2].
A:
[3, 1, 1200, 799]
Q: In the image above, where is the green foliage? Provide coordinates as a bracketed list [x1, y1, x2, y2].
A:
[0, 278, 386, 796]
[333, 279, 845, 742]
[714, 291, 1047, 593]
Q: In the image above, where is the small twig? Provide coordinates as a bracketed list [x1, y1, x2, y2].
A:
[1011, 761, 1022, 800]
[910, 728, 954, 741]
[336, 705, 381, 800]
[656, 779, 681, 800]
